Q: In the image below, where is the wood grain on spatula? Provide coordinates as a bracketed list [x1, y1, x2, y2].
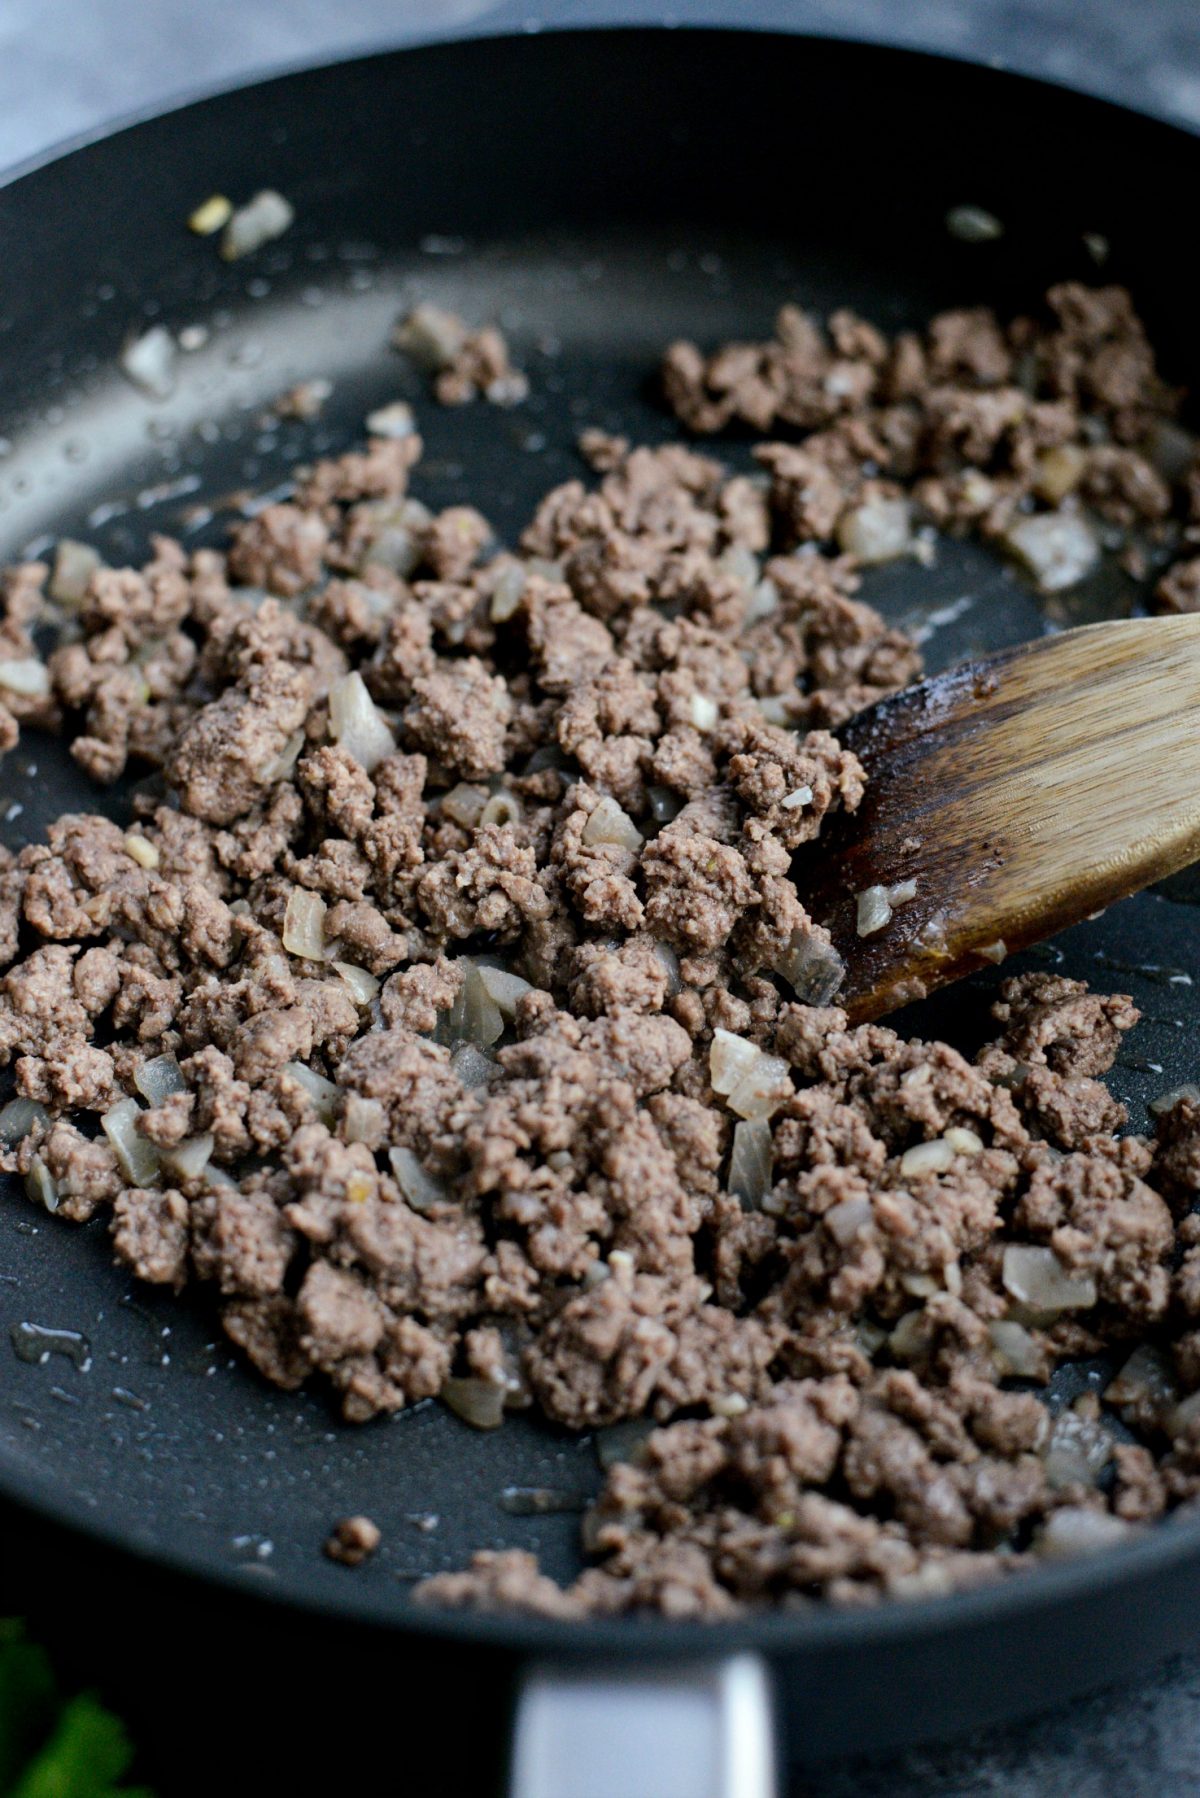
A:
[795, 616, 1200, 1023]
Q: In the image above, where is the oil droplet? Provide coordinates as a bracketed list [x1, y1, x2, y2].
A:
[11, 1322, 92, 1372]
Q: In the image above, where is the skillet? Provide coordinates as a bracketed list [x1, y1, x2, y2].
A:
[3, 24, 1200, 1796]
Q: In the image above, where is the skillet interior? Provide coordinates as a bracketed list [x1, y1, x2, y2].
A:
[3, 25, 1200, 1764]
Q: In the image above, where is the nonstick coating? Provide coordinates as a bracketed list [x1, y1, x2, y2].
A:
[4, 25, 1200, 1766]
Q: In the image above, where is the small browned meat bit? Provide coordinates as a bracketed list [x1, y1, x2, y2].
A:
[392, 304, 528, 408]
[324, 1514, 382, 1567]
[2, 280, 1198, 1622]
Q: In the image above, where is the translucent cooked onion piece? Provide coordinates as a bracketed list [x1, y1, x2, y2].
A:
[1106, 1344, 1178, 1419]
[333, 961, 380, 1005]
[119, 325, 177, 400]
[0, 658, 50, 697]
[728, 1118, 772, 1208]
[649, 939, 681, 996]
[49, 539, 102, 606]
[220, 189, 294, 260]
[727, 1053, 791, 1121]
[283, 888, 327, 961]
[825, 1195, 873, 1246]
[158, 1133, 215, 1180]
[1036, 1508, 1131, 1561]
[133, 1053, 187, 1106]
[342, 1095, 387, 1146]
[328, 671, 396, 773]
[772, 933, 845, 1006]
[580, 795, 643, 851]
[987, 1319, 1047, 1380]
[262, 730, 305, 783]
[489, 564, 527, 623]
[1002, 1244, 1097, 1312]
[394, 304, 468, 372]
[1002, 510, 1099, 593]
[945, 203, 1004, 242]
[24, 1154, 59, 1213]
[364, 400, 416, 439]
[442, 964, 504, 1048]
[441, 783, 489, 828]
[898, 1138, 956, 1178]
[594, 1416, 655, 1469]
[836, 498, 913, 564]
[0, 1097, 49, 1144]
[480, 790, 522, 829]
[389, 1145, 448, 1212]
[282, 1062, 338, 1125]
[450, 1043, 493, 1090]
[475, 964, 532, 1021]
[1041, 1411, 1112, 1489]
[709, 1029, 761, 1098]
[441, 1376, 506, 1430]
[102, 1098, 160, 1187]
[1149, 1083, 1200, 1117]
[856, 885, 893, 937]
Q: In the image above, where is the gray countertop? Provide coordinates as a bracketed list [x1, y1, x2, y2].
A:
[3, 3, 1200, 1794]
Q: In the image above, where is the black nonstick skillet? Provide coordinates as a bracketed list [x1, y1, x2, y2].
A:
[3, 23, 1200, 1797]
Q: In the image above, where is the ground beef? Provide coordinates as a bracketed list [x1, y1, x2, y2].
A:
[1, 278, 1195, 1624]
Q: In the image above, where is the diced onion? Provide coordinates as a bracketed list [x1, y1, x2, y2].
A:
[780, 785, 813, 811]
[389, 1145, 448, 1211]
[364, 401, 416, 439]
[394, 304, 468, 372]
[649, 940, 681, 996]
[979, 939, 1008, 965]
[188, 194, 233, 236]
[263, 730, 305, 783]
[987, 1319, 1046, 1379]
[442, 784, 490, 828]
[1149, 1083, 1200, 1117]
[1033, 445, 1087, 505]
[489, 564, 527, 623]
[0, 1097, 49, 1144]
[342, 1095, 387, 1145]
[946, 203, 1004, 242]
[123, 833, 160, 870]
[0, 659, 50, 698]
[49, 540, 101, 605]
[837, 498, 913, 563]
[451, 1043, 493, 1089]
[220, 189, 294, 260]
[1106, 1344, 1178, 1420]
[1041, 1411, 1112, 1489]
[357, 498, 432, 578]
[856, 885, 893, 937]
[441, 1376, 506, 1430]
[282, 1062, 338, 1125]
[718, 544, 760, 588]
[480, 791, 522, 829]
[825, 1195, 873, 1246]
[283, 888, 327, 961]
[119, 326, 177, 400]
[888, 1310, 927, 1363]
[328, 671, 396, 773]
[1002, 511, 1099, 593]
[333, 961, 380, 1005]
[648, 787, 685, 824]
[594, 1416, 655, 1469]
[772, 934, 845, 1005]
[1002, 1244, 1097, 1313]
[1037, 1508, 1130, 1560]
[158, 1133, 214, 1180]
[709, 1029, 761, 1097]
[728, 1118, 772, 1208]
[24, 1154, 59, 1213]
[134, 1053, 186, 1106]
[102, 1098, 160, 1187]
[475, 964, 532, 1020]
[728, 1052, 791, 1121]
[944, 1126, 983, 1155]
[744, 578, 779, 624]
[581, 796, 643, 851]
[688, 692, 718, 731]
[441, 964, 504, 1048]
[898, 1138, 956, 1178]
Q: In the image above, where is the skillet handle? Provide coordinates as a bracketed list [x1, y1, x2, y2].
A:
[507, 1653, 777, 1798]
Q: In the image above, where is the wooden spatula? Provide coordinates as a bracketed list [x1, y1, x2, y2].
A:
[795, 616, 1200, 1023]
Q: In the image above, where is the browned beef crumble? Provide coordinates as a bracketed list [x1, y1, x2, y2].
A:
[324, 1514, 382, 1566]
[2, 284, 1199, 1621]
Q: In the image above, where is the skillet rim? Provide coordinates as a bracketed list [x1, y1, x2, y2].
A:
[2, 20, 1200, 1658]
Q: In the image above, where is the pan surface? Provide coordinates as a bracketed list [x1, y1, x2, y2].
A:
[3, 25, 1200, 1761]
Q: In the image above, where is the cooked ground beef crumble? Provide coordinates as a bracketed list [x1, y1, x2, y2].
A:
[3, 282, 1200, 1619]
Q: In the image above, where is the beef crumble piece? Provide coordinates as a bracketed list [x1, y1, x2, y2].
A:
[2, 278, 1196, 1625]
